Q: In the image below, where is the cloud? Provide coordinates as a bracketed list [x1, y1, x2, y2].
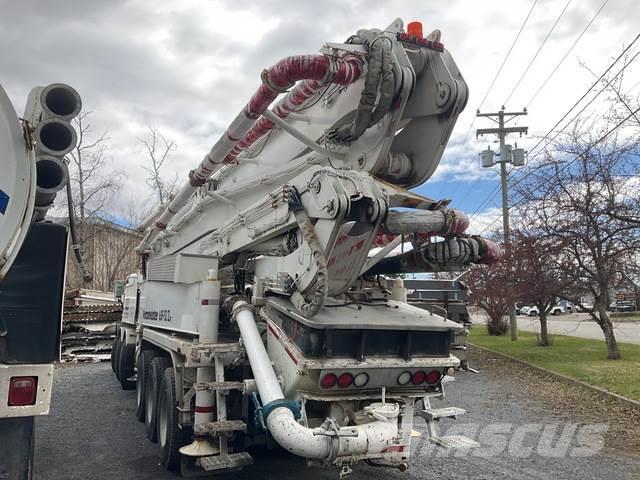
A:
[1, 0, 636, 218]
[465, 207, 504, 236]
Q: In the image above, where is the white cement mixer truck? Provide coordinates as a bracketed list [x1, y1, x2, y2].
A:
[0, 82, 83, 479]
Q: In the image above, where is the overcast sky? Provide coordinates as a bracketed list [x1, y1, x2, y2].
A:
[2, 0, 638, 233]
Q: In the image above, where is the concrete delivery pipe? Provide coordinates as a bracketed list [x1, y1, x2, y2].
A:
[29, 83, 81, 158]
[33, 156, 69, 221]
[232, 301, 399, 461]
[40, 83, 82, 121]
[34, 118, 77, 157]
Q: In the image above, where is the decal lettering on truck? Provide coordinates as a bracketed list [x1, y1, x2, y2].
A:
[142, 310, 172, 322]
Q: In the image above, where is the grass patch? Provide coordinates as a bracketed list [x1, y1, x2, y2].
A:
[468, 328, 640, 401]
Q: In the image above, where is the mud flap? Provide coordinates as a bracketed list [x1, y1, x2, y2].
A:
[0, 416, 35, 480]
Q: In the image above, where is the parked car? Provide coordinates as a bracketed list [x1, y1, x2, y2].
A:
[609, 302, 635, 312]
[519, 306, 532, 316]
[578, 303, 593, 312]
[527, 305, 566, 317]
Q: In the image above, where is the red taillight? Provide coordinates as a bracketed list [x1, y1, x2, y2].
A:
[8, 376, 38, 406]
[411, 371, 426, 385]
[320, 373, 337, 389]
[337, 373, 354, 388]
[426, 370, 442, 385]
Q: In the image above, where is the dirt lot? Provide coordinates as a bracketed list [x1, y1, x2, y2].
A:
[35, 350, 640, 480]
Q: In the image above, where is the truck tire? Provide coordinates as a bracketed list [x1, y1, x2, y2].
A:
[145, 356, 172, 443]
[118, 343, 136, 390]
[553, 309, 561, 316]
[110, 326, 120, 373]
[135, 350, 155, 422]
[112, 339, 122, 381]
[110, 340, 116, 373]
[157, 367, 189, 471]
[111, 335, 118, 373]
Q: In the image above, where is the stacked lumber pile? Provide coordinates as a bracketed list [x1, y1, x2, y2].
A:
[61, 290, 121, 362]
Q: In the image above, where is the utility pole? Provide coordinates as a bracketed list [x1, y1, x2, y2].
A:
[476, 107, 527, 341]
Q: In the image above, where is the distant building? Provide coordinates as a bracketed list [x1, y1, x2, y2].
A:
[51, 217, 142, 292]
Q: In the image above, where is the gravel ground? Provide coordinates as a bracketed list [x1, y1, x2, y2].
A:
[35, 350, 640, 480]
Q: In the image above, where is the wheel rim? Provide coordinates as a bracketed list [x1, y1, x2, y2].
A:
[159, 395, 168, 447]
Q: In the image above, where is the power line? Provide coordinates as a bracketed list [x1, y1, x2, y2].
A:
[471, 34, 640, 220]
[478, 105, 640, 235]
[468, 170, 511, 220]
[512, 105, 640, 193]
[477, 0, 539, 112]
[526, 0, 610, 106]
[460, 0, 539, 142]
[450, 0, 538, 204]
[503, 0, 573, 106]
[527, 42, 640, 158]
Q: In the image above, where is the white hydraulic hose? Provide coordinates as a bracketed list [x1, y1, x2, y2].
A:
[232, 301, 399, 460]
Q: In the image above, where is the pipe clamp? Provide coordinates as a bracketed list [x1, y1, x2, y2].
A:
[231, 300, 255, 321]
[262, 399, 302, 420]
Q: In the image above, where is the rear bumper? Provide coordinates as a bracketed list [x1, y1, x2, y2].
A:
[0, 363, 53, 418]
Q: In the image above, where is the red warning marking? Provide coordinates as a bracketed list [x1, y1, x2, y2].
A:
[267, 324, 280, 339]
[284, 346, 298, 365]
[194, 405, 215, 413]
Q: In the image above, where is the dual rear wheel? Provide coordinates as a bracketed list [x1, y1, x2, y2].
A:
[111, 324, 135, 390]
[140, 353, 189, 470]
[113, 328, 190, 470]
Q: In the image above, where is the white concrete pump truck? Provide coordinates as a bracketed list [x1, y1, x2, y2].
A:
[0, 82, 83, 479]
[110, 19, 502, 478]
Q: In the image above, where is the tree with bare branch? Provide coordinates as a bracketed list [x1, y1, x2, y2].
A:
[510, 231, 573, 346]
[65, 111, 121, 288]
[580, 49, 640, 131]
[138, 127, 178, 206]
[579, 48, 640, 226]
[516, 120, 640, 359]
[67, 112, 119, 223]
[467, 252, 515, 336]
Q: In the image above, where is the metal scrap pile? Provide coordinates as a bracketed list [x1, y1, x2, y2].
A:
[61, 289, 121, 362]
